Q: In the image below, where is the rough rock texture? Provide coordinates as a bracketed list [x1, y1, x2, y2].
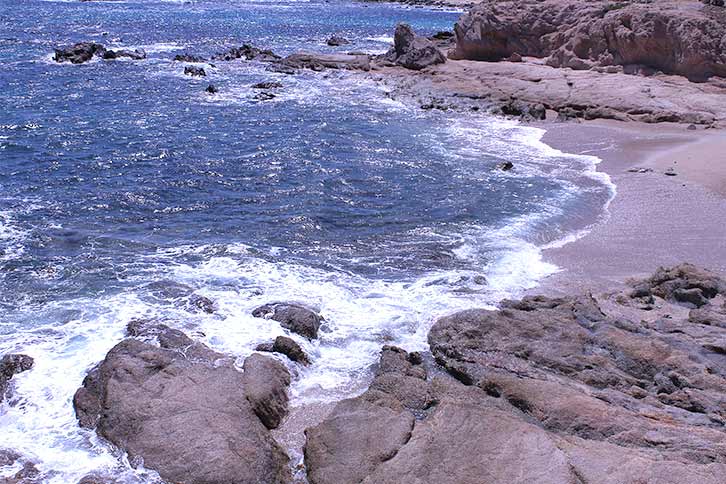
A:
[252, 303, 323, 339]
[326, 36, 350, 47]
[73, 323, 291, 484]
[375, 57, 726, 125]
[256, 336, 311, 365]
[451, 0, 726, 82]
[173, 53, 206, 63]
[0, 354, 34, 402]
[384, 24, 446, 71]
[305, 265, 726, 484]
[101, 48, 146, 61]
[242, 353, 291, 429]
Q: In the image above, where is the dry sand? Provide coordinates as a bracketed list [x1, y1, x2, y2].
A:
[536, 120, 726, 295]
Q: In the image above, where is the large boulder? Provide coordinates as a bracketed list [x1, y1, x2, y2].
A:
[73, 324, 291, 484]
[53, 42, 106, 64]
[252, 302, 323, 339]
[0, 354, 34, 402]
[450, 0, 726, 82]
[256, 336, 311, 365]
[304, 265, 726, 484]
[385, 23, 446, 71]
[213, 44, 281, 62]
[242, 353, 291, 429]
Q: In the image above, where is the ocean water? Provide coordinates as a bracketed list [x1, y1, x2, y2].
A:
[0, 0, 614, 481]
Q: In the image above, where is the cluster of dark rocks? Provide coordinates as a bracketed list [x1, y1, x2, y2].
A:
[53, 42, 146, 64]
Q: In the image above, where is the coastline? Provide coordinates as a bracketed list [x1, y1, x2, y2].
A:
[535, 120, 726, 295]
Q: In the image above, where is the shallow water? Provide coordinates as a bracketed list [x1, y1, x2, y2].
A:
[0, 0, 614, 481]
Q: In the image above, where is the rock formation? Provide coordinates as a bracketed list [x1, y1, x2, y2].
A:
[384, 23, 446, 71]
[450, 0, 726, 82]
[53, 42, 146, 64]
[256, 336, 311, 365]
[304, 264, 726, 483]
[73, 322, 292, 484]
[252, 302, 323, 339]
[0, 354, 34, 402]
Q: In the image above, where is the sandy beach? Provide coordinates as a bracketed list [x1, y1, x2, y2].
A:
[538, 120, 726, 294]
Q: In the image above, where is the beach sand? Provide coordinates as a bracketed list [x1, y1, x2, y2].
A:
[537, 120, 726, 295]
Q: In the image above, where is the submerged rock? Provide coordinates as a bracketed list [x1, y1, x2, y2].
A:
[326, 35, 350, 47]
[252, 302, 323, 339]
[0, 354, 34, 402]
[102, 48, 146, 60]
[213, 44, 281, 62]
[184, 65, 206, 77]
[252, 81, 283, 89]
[384, 23, 446, 71]
[205, 84, 218, 94]
[174, 53, 206, 63]
[0, 448, 41, 483]
[74, 326, 291, 483]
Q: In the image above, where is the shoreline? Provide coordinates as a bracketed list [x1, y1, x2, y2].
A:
[535, 119, 726, 295]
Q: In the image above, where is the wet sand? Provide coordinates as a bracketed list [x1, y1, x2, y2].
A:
[537, 120, 726, 295]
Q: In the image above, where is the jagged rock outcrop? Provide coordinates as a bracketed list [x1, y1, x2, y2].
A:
[0, 449, 41, 483]
[73, 322, 291, 484]
[252, 302, 323, 339]
[450, 0, 726, 82]
[305, 265, 726, 483]
[53, 42, 146, 64]
[212, 44, 281, 62]
[0, 354, 34, 402]
[384, 23, 446, 71]
[184, 65, 206, 77]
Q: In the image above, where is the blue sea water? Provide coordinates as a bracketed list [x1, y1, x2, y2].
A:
[0, 0, 613, 481]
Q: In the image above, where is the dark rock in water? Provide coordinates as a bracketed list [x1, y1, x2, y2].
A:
[266, 63, 298, 75]
[242, 353, 291, 429]
[188, 293, 215, 313]
[254, 92, 276, 101]
[213, 44, 281, 62]
[102, 48, 146, 60]
[73, 329, 291, 484]
[174, 53, 206, 63]
[0, 449, 41, 483]
[497, 161, 514, 171]
[252, 81, 283, 89]
[184, 65, 206, 77]
[384, 23, 446, 71]
[255, 336, 310, 365]
[0, 354, 34, 402]
[53, 42, 106, 64]
[205, 84, 218, 94]
[277, 53, 371, 72]
[498, 99, 546, 121]
[305, 265, 726, 484]
[252, 302, 323, 339]
[665, 168, 678, 176]
[326, 35, 350, 46]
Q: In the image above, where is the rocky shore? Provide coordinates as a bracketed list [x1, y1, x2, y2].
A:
[4, 263, 724, 483]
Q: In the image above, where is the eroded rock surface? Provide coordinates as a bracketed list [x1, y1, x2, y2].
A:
[73, 323, 291, 484]
[450, 0, 726, 82]
[305, 265, 726, 483]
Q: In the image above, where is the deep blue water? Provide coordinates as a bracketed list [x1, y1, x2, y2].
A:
[0, 0, 613, 481]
